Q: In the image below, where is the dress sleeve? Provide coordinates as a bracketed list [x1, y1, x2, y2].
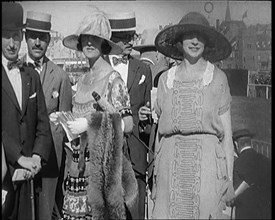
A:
[154, 74, 165, 117]
[218, 70, 232, 115]
[108, 71, 132, 118]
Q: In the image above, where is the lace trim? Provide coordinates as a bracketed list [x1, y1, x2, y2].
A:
[166, 65, 176, 89]
[202, 61, 214, 87]
[166, 61, 214, 89]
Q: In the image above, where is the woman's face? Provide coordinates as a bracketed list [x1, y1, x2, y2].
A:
[181, 32, 206, 60]
[80, 35, 102, 59]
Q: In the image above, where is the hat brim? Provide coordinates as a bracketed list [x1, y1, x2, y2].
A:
[25, 27, 51, 33]
[233, 130, 254, 140]
[3, 24, 25, 31]
[155, 23, 232, 63]
[133, 44, 156, 52]
[63, 34, 122, 55]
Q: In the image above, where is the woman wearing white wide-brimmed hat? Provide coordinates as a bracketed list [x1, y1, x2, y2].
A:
[59, 7, 138, 219]
[151, 12, 234, 219]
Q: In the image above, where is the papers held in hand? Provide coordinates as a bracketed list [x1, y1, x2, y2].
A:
[57, 111, 78, 142]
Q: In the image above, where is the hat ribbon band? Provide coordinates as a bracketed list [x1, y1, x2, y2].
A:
[109, 18, 136, 30]
[26, 18, 51, 31]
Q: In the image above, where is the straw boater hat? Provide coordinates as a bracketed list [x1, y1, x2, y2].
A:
[107, 12, 136, 33]
[25, 11, 52, 33]
[155, 12, 232, 62]
[233, 129, 254, 141]
[2, 2, 24, 31]
[63, 9, 122, 55]
[133, 28, 159, 52]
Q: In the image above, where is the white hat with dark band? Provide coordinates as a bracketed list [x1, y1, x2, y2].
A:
[25, 11, 52, 33]
[107, 12, 136, 32]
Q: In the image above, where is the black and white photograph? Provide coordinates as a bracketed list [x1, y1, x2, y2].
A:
[2, 1, 271, 219]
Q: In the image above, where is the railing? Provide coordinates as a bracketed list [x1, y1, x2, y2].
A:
[251, 139, 272, 159]
[247, 84, 272, 99]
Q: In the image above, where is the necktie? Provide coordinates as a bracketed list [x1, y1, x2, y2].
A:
[28, 61, 42, 73]
[7, 59, 23, 70]
[112, 56, 128, 66]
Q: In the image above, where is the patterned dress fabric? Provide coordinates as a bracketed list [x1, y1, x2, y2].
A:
[152, 62, 232, 219]
[62, 70, 131, 220]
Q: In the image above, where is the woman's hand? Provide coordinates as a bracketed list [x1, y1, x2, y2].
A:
[67, 118, 88, 135]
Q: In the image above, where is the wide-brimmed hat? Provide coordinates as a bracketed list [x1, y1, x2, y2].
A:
[233, 129, 254, 141]
[107, 12, 136, 33]
[2, 2, 24, 31]
[133, 28, 159, 52]
[155, 12, 232, 62]
[63, 9, 122, 55]
[25, 11, 52, 33]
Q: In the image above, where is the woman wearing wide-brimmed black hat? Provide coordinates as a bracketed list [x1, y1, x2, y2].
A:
[151, 12, 235, 219]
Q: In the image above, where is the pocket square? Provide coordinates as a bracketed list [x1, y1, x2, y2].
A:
[29, 92, 37, 99]
[139, 75, 146, 85]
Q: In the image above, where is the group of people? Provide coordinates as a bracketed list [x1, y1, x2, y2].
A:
[2, 2, 271, 220]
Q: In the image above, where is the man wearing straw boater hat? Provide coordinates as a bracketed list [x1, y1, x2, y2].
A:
[106, 11, 152, 219]
[2, 2, 53, 220]
[133, 28, 171, 87]
[23, 11, 72, 219]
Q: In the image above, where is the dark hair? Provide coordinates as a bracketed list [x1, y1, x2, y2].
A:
[101, 39, 112, 55]
[77, 35, 112, 54]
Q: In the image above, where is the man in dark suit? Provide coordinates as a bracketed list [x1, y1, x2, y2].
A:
[22, 11, 72, 219]
[228, 129, 271, 219]
[106, 12, 152, 219]
[2, 2, 53, 220]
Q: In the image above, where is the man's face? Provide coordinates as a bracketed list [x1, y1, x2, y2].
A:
[111, 31, 135, 56]
[2, 29, 23, 61]
[25, 30, 50, 61]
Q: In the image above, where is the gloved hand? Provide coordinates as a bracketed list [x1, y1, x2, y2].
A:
[67, 118, 88, 135]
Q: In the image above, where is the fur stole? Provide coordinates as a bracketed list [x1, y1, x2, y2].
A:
[84, 112, 138, 219]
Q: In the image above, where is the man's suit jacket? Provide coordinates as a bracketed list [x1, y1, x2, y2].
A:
[39, 56, 72, 171]
[108, 55, 152, 175]
[2, 65, 53, 174]
[233, 148, 271, 219]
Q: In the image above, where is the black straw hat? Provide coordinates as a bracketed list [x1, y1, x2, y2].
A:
[155, 12, 232, 62]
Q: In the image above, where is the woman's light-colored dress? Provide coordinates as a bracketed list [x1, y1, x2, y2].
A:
[62, 70, 131, 220]
[152, 61, 232, 219]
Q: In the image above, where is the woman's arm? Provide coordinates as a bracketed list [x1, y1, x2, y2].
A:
[220, 109, 234, 181]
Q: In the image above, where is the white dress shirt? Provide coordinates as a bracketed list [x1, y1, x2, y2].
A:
[109, 55, 129, 85]
[2, 56, 22, 109]
[26, 54, 43, 74]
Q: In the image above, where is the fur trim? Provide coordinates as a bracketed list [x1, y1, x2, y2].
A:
[85, 112, 138, 219]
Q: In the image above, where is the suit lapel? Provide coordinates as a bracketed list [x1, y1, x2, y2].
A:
[2, 66, 21, 112]
[20, 69, 31, 117]
[41, 57, 54, 94]
[127, 58, 139, 92]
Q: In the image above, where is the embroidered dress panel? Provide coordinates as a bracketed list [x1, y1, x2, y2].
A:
[62, 70, 131, 219]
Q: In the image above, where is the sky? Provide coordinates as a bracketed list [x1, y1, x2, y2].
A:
[19, 1, 271, 37]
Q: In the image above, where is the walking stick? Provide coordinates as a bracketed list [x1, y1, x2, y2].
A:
[30, 178, 35, 220]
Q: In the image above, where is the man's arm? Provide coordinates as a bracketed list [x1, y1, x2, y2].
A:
[32, 72, 53, 164]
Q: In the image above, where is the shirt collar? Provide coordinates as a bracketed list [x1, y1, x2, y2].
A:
[2, 55, 9, 69]
[240, 146, 252, 153]
[2, 55, 19, 73]
[26, 53, 43, 66]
